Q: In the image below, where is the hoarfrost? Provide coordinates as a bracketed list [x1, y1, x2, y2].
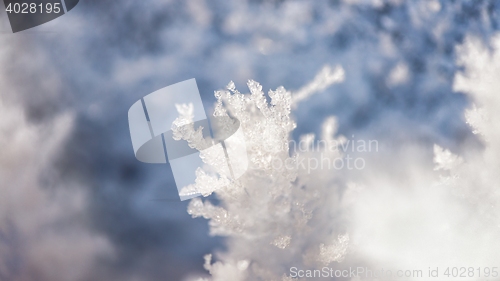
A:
[181, 36, 500, 281]
[179, 66, 350, 280]
[271, 235, 291, 250]
[318, 233, 350, 264]
[291, 65, 345, 108]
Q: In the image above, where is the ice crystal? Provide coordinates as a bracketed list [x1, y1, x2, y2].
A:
[172, 103, 212, 150]
[433, 145, 463, 171]
[318, 234, 350, 264]
[176, 66, 349, 280]
[271, 235, 291, 250]
[464, 104, 489, 137]
[202, 254, 249, 281]
[291, 65, 344, 108]
[435, 36, 500, 217]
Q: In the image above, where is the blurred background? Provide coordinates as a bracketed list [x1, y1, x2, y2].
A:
[0, 0, 498, 280]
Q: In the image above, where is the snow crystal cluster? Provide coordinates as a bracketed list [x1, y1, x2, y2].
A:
[170, 67, 351, 281]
